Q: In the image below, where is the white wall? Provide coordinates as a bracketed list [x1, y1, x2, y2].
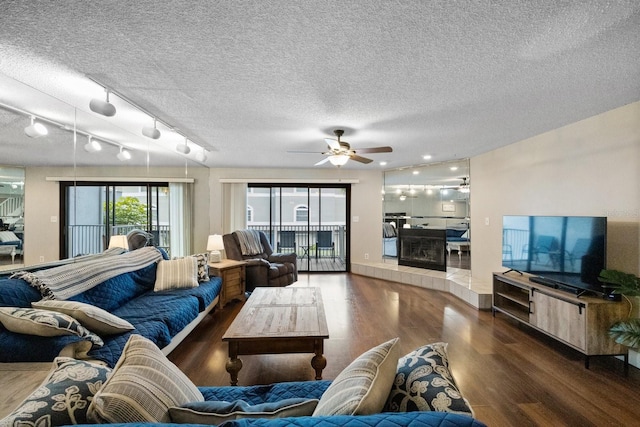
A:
[207, 168, 384, 264]
[471, 101, 640, 282]
[23, 166, 211, 265]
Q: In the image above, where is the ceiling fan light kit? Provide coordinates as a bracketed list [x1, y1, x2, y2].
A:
[294, 129, 393, 167]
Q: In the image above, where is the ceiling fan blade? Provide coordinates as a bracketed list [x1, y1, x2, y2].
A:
[355, 146, 393, 154]
[314, 157, 331, 166]
[350, 154, 373, 164]
[324, 138, 341, 151]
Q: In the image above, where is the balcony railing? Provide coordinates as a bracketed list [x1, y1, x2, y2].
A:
[66, 224, 171, 257]
[248, 225, 346, 259]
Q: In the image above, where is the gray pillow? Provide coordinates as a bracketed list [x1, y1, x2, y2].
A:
[169, 398, 319, 424]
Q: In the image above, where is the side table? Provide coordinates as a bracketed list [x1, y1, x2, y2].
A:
[209, 259, 247, 307]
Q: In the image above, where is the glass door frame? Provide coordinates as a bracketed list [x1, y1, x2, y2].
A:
[247, 183, 351, 273]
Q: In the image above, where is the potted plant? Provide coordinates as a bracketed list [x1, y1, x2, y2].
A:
[599, 269, 640, 349]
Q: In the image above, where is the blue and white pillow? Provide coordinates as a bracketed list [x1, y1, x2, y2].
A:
[0, 307, 103, 347]
[0, 357, 112, 427]
[384, 342, 473, 416]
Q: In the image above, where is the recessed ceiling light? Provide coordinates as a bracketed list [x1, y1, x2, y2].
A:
[423, 155, 432, 160]
[379, 161, 387, 166]
[412, 170, 419, 175]
[450, 166, 458, 171]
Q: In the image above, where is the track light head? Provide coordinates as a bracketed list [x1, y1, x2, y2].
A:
[84, 136, 102, 153]
[142, 117, 161, 139]
[24, 116, 48, 138]
[117, 147, 131, 161]
[176, 137, 191, 154]
[89, 90, 116, 117]
[195, 148, 208, 162]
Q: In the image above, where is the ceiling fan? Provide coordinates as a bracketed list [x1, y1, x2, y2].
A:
[291, 130, 393, 166]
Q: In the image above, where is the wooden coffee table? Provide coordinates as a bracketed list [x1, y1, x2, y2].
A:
[222, 286, 329, 385]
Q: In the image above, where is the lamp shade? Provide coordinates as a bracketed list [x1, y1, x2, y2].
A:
[207, 234, 224, 263]
[108, 235, 129, 250]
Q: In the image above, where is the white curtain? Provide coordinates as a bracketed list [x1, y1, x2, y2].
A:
[222, 182, 247, 232]
[169, 182, 193, 256]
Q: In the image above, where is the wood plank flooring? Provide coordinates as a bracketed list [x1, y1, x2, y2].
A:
[168, 273, 640, 426]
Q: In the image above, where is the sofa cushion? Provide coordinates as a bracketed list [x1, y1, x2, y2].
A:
[0, 277, 42, 307]
[68, 265, 154, 312]
[313, 337, 400, 416]
[199, 381, 331, 405]
[87, 334, 204, 423]
[384, 342, 473, 416]
[0, 357, 112, 427]
[169, 398, 319, 424]
[154, 257, 199, 291]
[32, 300, 135, 335]
[0, 307, 103, 347]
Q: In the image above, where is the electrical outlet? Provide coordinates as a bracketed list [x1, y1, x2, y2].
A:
[39, 256, 45, 262]
[485, 217, 490, 226]
[364, 253, 369, 259]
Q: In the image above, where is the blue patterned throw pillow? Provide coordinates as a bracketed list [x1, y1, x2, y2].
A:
[0, 358, 112, 427]
[0, 307, 104, 347]
[384, 342, 473, 416]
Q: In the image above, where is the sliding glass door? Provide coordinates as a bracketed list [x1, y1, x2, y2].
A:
[60, 182, 170, 258]
[247, 184, 350, 272]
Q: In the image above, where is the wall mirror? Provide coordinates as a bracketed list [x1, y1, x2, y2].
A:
[0, 166, 25, 270]
[383, 159, 470, 272]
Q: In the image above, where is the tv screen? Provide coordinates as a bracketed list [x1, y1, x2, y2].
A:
[502, 215, 607, 295]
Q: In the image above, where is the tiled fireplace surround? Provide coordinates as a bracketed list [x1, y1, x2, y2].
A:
[351, 262, 492, 310]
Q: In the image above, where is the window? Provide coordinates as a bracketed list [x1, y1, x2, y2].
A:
[295, 205, 308, 222]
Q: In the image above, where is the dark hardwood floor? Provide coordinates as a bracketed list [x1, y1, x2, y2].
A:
[168, 273, 640, 426]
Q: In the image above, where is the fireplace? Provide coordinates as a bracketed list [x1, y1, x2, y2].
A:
[398, 228, 447, 271]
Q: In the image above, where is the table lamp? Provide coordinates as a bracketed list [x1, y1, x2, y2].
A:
[207, 234, 224, 263]
[108, 235, 129, 250]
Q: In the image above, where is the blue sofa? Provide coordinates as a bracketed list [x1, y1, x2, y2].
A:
[0, 249, 222, 367]
[75, 380, 486, 426]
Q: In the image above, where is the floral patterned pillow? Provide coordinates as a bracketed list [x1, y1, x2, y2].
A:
[0, 358, 112, 427]
[384, 342, 473, 416]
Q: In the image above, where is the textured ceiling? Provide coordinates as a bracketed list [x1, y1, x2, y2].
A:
[0, 1, 639, 169]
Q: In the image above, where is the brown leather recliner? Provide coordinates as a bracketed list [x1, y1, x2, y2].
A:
[222, 230, 297, 292]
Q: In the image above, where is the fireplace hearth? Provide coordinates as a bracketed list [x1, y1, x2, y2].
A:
[398, 228, 447, 271]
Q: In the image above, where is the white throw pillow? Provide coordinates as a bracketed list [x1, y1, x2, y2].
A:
[87, 334, 204, 423]
[154, 257, 199, 291]
[313, 337, 400, 416]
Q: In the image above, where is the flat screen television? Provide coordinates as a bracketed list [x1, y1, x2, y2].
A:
[502, 215, 607, 296]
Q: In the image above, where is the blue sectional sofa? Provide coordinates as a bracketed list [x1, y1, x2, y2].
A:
[0, 248, 222, 367]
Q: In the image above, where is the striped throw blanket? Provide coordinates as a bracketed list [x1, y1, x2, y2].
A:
[12, 246, 163, 300]
[235, 229, 264, 256]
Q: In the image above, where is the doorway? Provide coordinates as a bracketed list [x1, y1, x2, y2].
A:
[247, 184, 350, 272]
